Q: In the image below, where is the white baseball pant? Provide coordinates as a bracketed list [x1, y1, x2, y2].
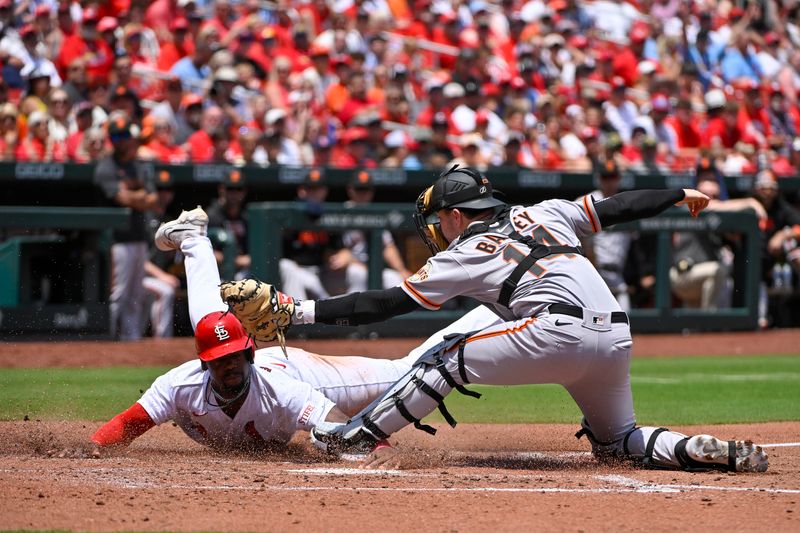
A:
[142, 275, 176, 338]
[110, 242, 147, 341]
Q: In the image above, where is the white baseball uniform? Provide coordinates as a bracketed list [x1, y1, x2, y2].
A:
[134, 235, 413, 449]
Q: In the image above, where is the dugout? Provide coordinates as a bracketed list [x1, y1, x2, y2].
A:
[0, 207, 130, 337]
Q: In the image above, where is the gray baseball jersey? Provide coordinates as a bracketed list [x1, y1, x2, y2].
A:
[316, 188, 764, 472]
[402, 199, 621, 320]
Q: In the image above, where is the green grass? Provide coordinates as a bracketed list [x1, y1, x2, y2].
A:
[0, 356, 798, 425]
[0, 367, 164, 421]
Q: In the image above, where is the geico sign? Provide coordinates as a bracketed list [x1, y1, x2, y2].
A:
[193, 165, 232, 182]
[15, 163, 65, 180]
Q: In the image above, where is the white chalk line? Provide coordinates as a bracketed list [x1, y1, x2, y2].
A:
[762, 442, 800, 448]
[105, 474, 800, 495]
[632, 372, 800, 384]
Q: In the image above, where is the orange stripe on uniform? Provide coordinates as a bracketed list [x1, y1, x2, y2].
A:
[403, 280, 442, 310]
[457, 317, 537, 346]
[583, 195, 599, 233]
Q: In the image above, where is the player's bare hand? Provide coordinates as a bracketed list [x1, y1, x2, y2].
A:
[677, 189, 710, 217]
[328, 249, 355, 270]
[46, 444, 102, 459]
[360, 446, 404, 470]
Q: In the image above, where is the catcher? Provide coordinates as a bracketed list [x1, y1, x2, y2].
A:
[222, 165, 769, 473]
[54, 208, 418, 458]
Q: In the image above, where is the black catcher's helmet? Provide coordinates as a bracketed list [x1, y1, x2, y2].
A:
[413, 165, 506, 254]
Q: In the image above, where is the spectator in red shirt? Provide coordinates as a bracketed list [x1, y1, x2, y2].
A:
[242, 26, 275, 76]
[157, 18, 194, 71]
[667, 99, 702, 150]
[144, 0, 179, 38]
[768, 138, 796, 177]
[139, 116, 188, 164]
[56, 9, 114, 83]
[98, 17, 119, 54]
[332, 127, 375, 168]
[66, 102, 95, 160]
[737, 82, 771, 148]
[0, 102, 18, 161]
[381, 85, 412, 126]
[703, 91, 741, 153]
[430, 14, 461, 71]
[203, 0, 234, 44]
[186, 106, 224, 162]
[46, 3, 77, 62]
[16, 111, 67, 162]
[337, 71, 377, 126]
[614, 25, 649, 86]
[588, 50, 615, 86]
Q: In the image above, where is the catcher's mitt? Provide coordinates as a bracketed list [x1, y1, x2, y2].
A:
[219, 279, 295, 356]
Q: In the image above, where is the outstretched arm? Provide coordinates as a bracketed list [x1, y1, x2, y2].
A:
[594, 188, 709, 228]
[49, 402, 156, 458]
[297, 286, 422, 327]
[92, 402, 156, 448]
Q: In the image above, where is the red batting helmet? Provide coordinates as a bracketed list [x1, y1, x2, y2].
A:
[195, 311, 253, 363]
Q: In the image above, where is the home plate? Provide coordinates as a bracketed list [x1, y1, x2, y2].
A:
[287, 467, 410, 476]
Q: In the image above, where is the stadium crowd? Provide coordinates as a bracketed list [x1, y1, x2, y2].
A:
[1, 0, 800, 174]
[1, 0, 799, 337]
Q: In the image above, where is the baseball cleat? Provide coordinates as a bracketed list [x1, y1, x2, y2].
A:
[155, 206, 208, 251]
[310, 423, 380, 456]
[685, 435, 769, 473]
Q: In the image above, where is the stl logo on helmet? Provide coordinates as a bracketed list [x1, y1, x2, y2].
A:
[214, 324, 230, 341]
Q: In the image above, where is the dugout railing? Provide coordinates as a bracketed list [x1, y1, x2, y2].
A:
[248, 203, 762, 337]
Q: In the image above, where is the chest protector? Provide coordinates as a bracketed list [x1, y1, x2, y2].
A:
[456, 206, 585, 308]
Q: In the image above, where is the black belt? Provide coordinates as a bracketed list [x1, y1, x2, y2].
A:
[548, 303, 629, 324]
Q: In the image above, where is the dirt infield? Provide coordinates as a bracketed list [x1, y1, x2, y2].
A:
[0, 420, 798, 532]
[1, 328, 799, 368]
[1, 330, 798, 531]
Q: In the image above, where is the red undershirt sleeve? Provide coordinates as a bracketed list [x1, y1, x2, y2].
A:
[91, 402, 156, 447]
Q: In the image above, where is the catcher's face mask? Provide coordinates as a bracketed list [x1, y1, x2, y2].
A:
[414, 185, 449, 255]
[413, 165, 506, 255]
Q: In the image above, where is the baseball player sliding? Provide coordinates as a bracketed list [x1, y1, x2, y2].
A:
[59, 208, 421, 458]
[223, 165, 769, 473]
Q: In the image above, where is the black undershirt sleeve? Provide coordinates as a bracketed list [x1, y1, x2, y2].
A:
[315, 286, 422, 326]
[593, 189, 685, 228]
